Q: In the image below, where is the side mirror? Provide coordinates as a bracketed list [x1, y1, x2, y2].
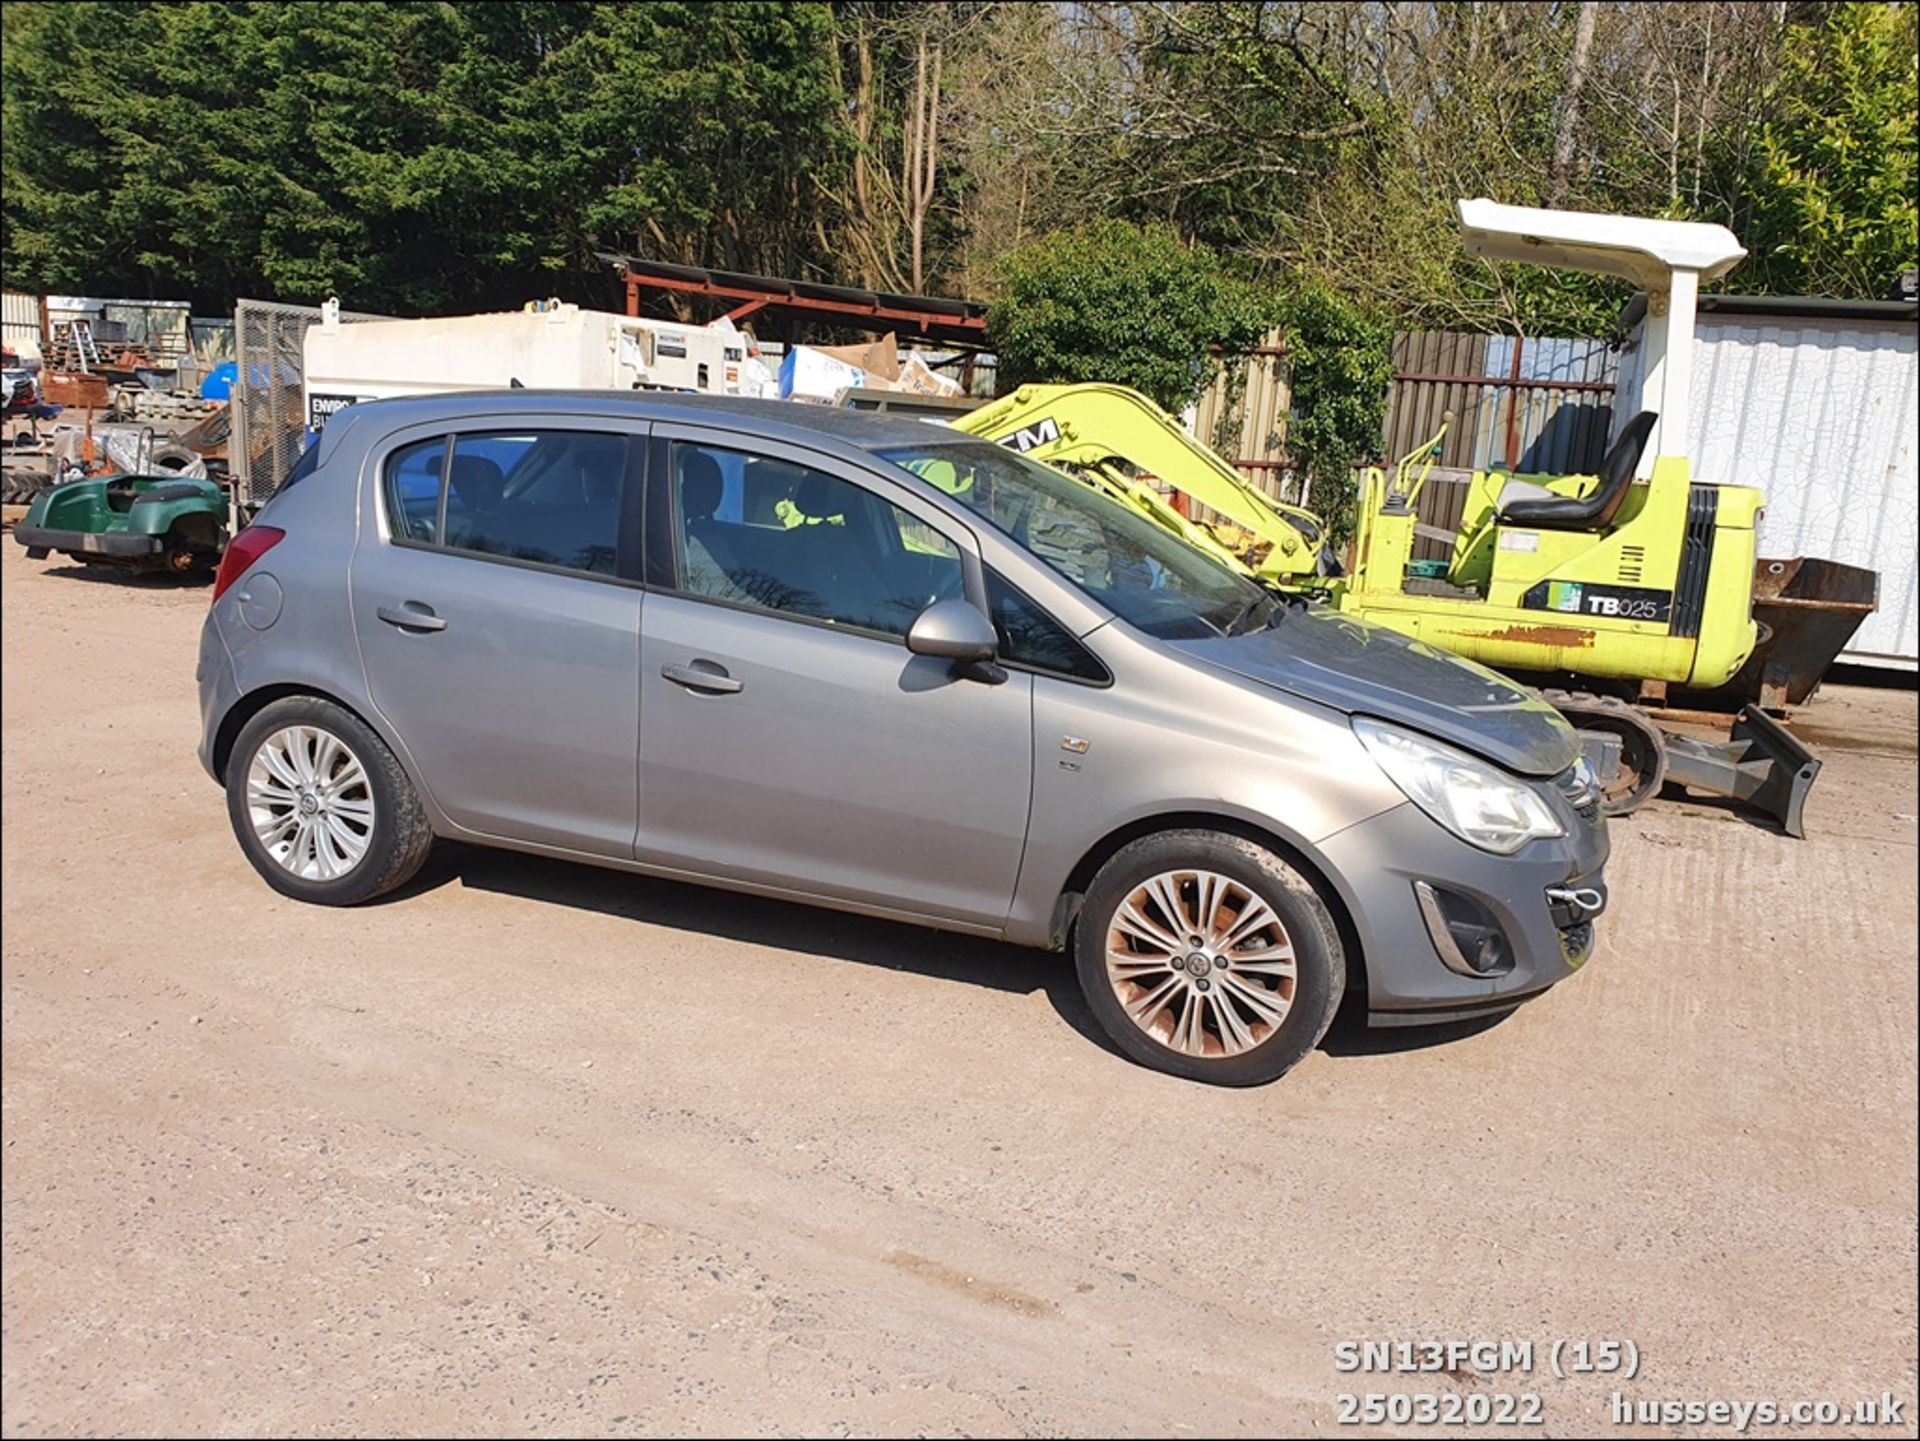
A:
[907, 599, 997, 662]
[907, 599, 1006, 684]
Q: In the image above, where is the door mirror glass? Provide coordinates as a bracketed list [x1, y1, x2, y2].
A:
[906, 599, 998, 663]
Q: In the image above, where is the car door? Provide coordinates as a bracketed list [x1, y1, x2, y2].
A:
[350, 420, 646, 857]
[635, 428, 1033, 930]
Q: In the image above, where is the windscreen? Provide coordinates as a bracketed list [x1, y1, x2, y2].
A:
[877, 439, 1272, 640]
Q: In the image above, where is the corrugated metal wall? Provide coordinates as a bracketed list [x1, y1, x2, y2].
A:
[1617, 313, 1918, 668]
[1192, 328, 1297, 504]
[1383, 331, 1490, 470]
[1384, 332, 1616, 474]
[1483, 335, 1617, 472]
[3, 292, 43, 353]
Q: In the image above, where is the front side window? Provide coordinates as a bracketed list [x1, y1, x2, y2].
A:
[381, 430, 627, 575]
[878, 441, 1270, 641]
[670, 441, 962, 638]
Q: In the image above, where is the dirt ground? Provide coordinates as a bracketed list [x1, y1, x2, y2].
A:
[3, 541, 1915, 1438]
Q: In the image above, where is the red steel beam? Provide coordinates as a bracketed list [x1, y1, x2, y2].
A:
[1394, 370, 1615, 393]
[618, 268, 988, 339]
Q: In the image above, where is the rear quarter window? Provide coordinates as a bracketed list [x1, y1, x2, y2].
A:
[276, 439, 323, 491]
[384, 437, 448, 543]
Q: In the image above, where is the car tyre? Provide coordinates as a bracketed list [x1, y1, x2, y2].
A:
[1074, 829, 1344, 1086]
[225, 696, 434, 906]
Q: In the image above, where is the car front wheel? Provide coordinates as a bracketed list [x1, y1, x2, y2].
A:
[1074, 829, 1345, 1086]
[225, 696, 434, 906]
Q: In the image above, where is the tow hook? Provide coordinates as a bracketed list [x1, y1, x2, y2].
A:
[1546, 885, 1606, 922]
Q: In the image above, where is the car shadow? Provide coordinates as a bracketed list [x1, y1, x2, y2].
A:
[386, 842, 1518, 1070]
[37, 562, 214, 589]
[1319, 997, 1513, 1056]
[388, 842, 1119, 1055]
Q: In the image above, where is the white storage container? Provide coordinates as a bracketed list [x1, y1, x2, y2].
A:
[303, 301, 745, 431]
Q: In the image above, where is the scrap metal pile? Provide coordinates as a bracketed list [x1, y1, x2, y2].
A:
[2, 303, 233, 506]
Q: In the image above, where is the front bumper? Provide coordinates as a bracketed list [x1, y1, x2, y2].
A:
[1319, 800, 1610, 1025]
[14, 524, 164, 558]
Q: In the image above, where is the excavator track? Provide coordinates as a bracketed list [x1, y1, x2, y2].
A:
[1537, 689, 1669, 815]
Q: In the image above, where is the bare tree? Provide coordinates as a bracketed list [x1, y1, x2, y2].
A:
[1549, 1, 1599, 204]
[825, 3, 993, 295]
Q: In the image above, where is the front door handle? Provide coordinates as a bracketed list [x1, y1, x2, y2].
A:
[661, 661, 743, 695]
[376, 603, 447, 633]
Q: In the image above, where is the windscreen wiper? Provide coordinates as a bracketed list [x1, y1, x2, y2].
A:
[1221, 592, 1279, 637]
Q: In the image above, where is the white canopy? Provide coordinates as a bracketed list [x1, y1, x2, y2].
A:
[1456, 199, 1748, 470]
[1456, 199, 1745, 290]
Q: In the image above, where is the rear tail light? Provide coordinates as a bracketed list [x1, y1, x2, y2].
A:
[212, 525, 285, 602]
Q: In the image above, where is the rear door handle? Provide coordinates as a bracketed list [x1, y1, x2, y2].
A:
[376, 603, 447, 633]
[661, 661, 743, 695]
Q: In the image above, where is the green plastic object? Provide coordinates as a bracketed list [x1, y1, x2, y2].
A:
[1408, 558, 1451, 580]
[13, 473, 230, 574]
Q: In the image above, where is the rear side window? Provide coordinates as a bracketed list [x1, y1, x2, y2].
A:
[987, 570, 1108, 682]
[383, 430, 629, 577]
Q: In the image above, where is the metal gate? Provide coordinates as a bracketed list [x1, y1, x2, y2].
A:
[232, 298, 388, 504]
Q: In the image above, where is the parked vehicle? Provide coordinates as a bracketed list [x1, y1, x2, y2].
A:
[197, 392, 1608, 1085]
[16, 472, 229, 573]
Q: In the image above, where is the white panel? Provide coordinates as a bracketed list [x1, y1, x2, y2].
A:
[1620, 314, 1918, 667]
[2, 291, 41, 351]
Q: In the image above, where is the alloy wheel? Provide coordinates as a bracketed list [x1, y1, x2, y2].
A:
[246, 725, 376, 881]
[1104, 868, 1298, 1058]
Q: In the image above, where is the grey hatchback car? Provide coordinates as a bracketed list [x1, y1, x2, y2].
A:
[198, 392, 1607, 1086]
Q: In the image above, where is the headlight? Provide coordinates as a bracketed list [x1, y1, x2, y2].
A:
[1353, 717, 1565, 854]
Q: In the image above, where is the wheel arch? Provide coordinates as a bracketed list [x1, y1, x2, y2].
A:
[213, 682, 406, 790]
[164, 508, 225, 550]
[1050, 810, 1368, 999]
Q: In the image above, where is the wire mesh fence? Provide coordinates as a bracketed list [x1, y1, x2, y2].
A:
[232, 299, 387, 505]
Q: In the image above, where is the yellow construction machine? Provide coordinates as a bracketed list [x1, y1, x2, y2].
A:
[956, 200, 1822, 833]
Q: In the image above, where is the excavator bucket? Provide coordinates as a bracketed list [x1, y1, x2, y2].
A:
[1726, 557, 1880, 711]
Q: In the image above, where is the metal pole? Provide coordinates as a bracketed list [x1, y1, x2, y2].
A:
[1503, 332, 1525, 470]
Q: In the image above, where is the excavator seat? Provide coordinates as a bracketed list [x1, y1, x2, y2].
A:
[1497, 410, 1657, 532]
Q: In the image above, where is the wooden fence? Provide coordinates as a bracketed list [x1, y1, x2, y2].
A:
[1191, 327, 1620, 559]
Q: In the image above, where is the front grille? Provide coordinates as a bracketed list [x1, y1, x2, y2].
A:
[1671, 485, 1718, 639]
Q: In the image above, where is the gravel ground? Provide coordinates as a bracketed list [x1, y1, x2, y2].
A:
[3, 541, 1915, 1437]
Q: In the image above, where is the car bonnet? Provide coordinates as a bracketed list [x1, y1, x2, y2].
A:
[1168, 604, 1580, 777]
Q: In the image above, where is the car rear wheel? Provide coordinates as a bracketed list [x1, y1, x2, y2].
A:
[1074, 829, 1344, 1086]
[225, 696, 434, 906]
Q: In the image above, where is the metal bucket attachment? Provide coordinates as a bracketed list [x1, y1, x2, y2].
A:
[1662, 704, 1822, 838]
[1731, 557, 1879, 710]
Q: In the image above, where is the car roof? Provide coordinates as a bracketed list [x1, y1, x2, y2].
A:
[305, 387, 1121, 637]
[324, 389, 968, 458]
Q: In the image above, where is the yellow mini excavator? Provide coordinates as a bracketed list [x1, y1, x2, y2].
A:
[956, 200, 1822, 834]
[957, 381, 1338, 583]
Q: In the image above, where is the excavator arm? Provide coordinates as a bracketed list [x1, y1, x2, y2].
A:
[953, 382, 1333, 582]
